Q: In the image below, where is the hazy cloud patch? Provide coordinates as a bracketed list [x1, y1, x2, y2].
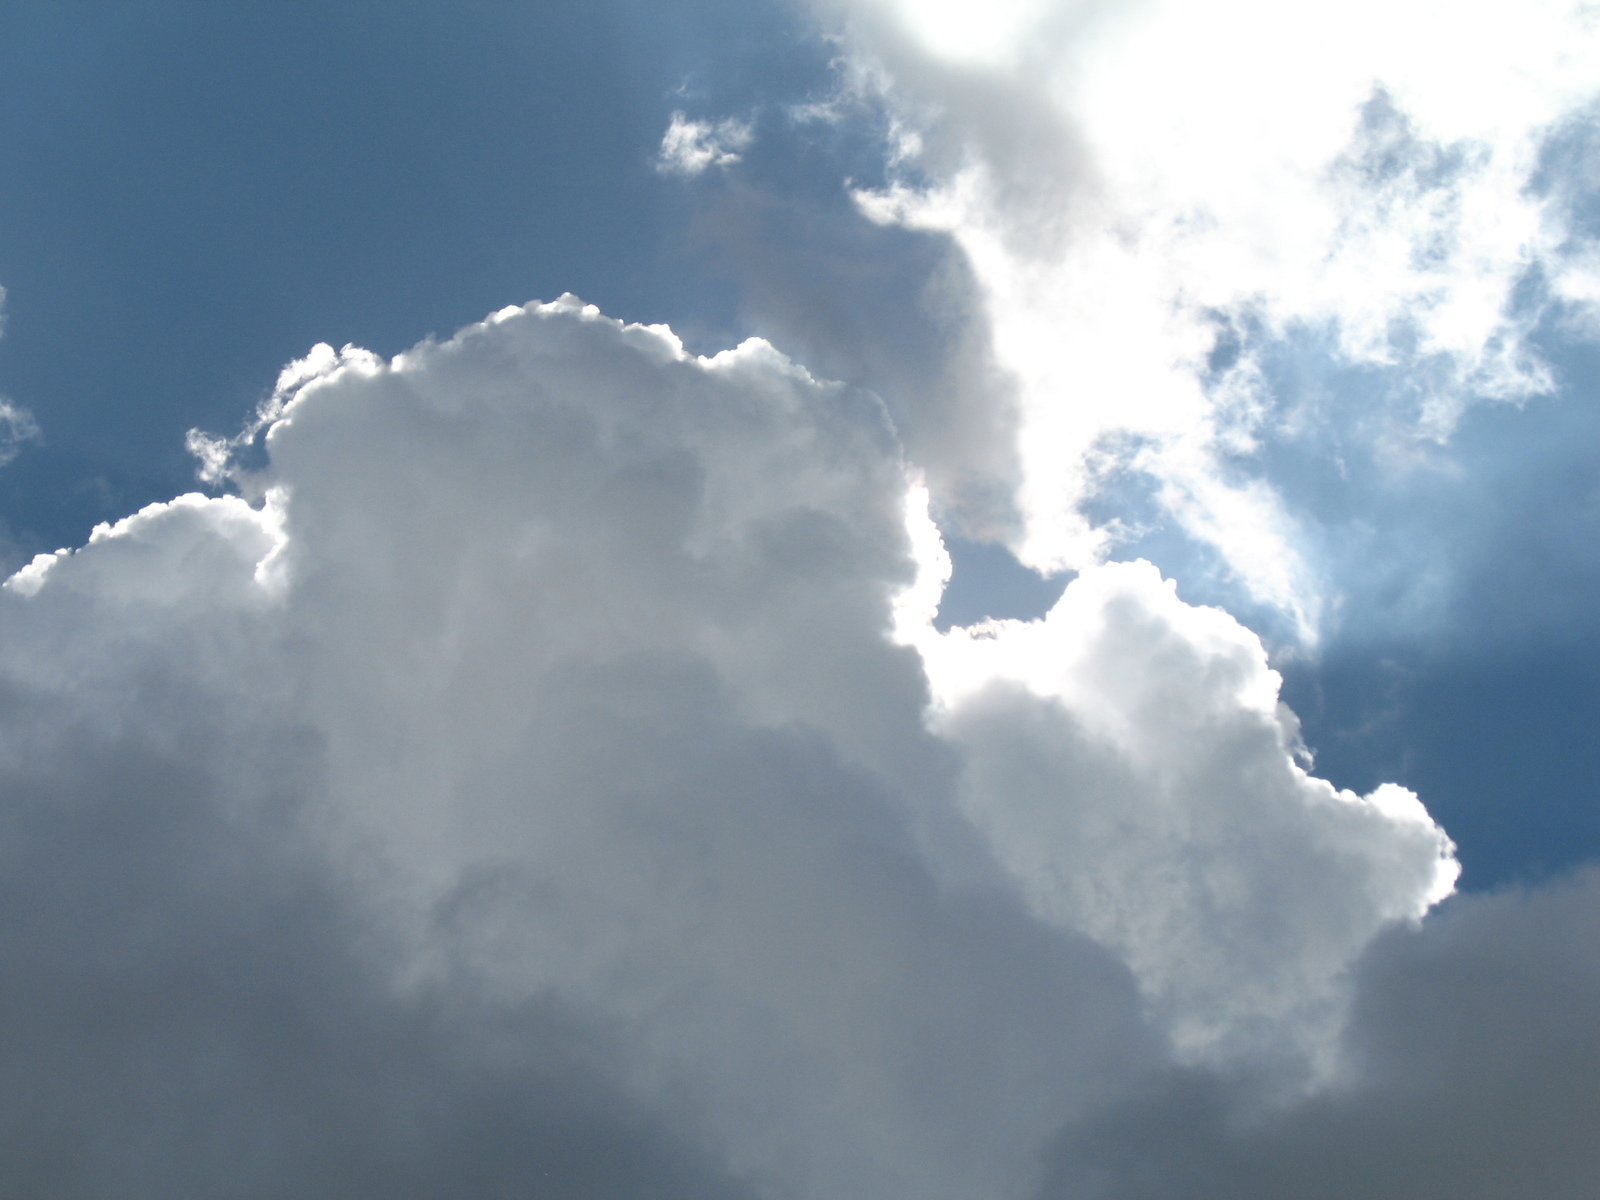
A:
[657, 111, 755, 176]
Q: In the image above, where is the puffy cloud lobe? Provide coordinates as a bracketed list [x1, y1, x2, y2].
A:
[897, 515, 1457, 1060]
[814, 0, 1600, 633]
[0, 298, 1497, 1197]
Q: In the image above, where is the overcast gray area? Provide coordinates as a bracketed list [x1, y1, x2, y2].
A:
[1040, 869, 1600, 1199]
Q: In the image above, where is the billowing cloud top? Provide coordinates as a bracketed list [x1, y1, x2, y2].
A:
[0, 295, 1497, 1197]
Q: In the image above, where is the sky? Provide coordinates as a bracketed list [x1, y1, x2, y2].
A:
[0, 2, 1596, 1196]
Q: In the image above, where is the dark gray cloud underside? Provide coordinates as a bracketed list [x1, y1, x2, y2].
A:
[1039, 870, 1600, 1199]
[0, 701, 759, 1199]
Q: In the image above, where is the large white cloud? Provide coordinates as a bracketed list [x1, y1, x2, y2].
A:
[2, 300, 1137, 1198]
[813, 0, 1600, 635]
[0, 296, 1482, 1196]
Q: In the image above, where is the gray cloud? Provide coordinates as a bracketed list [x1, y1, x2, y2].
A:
[1038, 869, 1600, 1199]
[682, 165, 1028, 540]
[0, 551, 756, 1198]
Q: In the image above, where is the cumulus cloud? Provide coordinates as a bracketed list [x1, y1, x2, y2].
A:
[896, 515, 1457, 1061]
[0, 296, 1499, 1196]
[657, 110, 754, 176]
[3, 300, 1141, 1198]
[812, 0, 1600, 634]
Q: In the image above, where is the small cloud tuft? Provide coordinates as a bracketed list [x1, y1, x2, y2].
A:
[656, 110, 754, 177]
[0, 399, 40, 467]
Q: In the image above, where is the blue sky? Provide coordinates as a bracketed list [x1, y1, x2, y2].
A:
[1, 3, 1597, 1196]
[0, 3, 730, 531]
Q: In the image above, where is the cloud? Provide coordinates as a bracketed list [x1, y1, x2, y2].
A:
[0, 287, 40, 469]
[0, 398, 40, 467]
[0, 669, 763, 1199]
[679, 167, 1029, 538]
[898, 493, 1457, 1061]
[0, 296, 1490, 1196]
[2, 299, 1144, 1197]
[810, 0, 1600, 634]
[1038, 868, 1600, 1199]
[657, 110, 755, 176]
[3, 2, 1594, 1191]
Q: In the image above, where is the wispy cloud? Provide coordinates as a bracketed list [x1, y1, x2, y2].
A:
[0, 398, 40, 467]
[816, 0, 1600, 636]
[657, 110, 755, 176]
[0, 4, 1595, 1196]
